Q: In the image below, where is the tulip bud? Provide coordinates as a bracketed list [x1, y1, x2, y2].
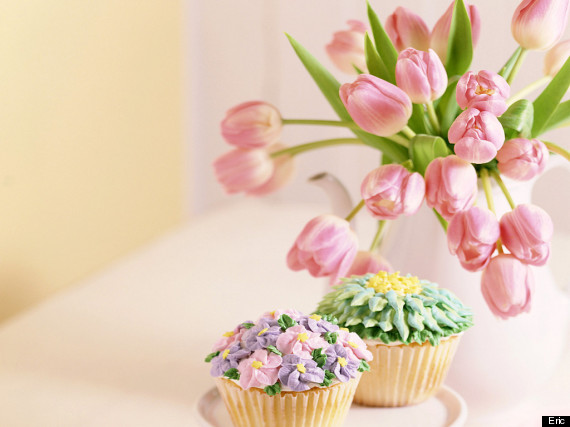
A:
[500, 204, 553, 266]
[340, 74, 412, 136]
[220, 101, 282, 149]
[456, 70, 510, 116]
[448, 206, 500, 272]
[248, 144, 295, 196]
[326, 20, 367, 74]
[512, 0, 570, 50]
[425, 155, 478, 220]
[395, 48, 448, 104]
[386, 7, 430, 52]
[481, 254, 534, 319]
[361, 164, 425, 220]
[345, 251, 393, 277]
[431, 1, 481, 63]
[213, 148, 274, 195]
[544, 39, 570, 76]
[448, 108, 505, 164]
[287, 215, 358, 284]
[496, 138, 549, 181]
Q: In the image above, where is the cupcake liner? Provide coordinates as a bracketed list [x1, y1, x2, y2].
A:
[354, 334, 461, 407]
[215, 374, 361, 427]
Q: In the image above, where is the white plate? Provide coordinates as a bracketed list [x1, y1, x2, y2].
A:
[195, 385, 467, 427]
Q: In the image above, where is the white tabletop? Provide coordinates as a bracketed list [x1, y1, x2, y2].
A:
[0, 199, 568, 427]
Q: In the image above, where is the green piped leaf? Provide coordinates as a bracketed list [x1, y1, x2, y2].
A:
[409, 134, 451, 175]
[369, 296, 388, 312]
[264, 382, 282, 396]
[311, 348, 327, 368]
[241, 322, 255, 329]
[320, 370, 336, 387]
[223, 368, 240, 380]
[445, 0, 473, 77]
[204, 351, 220, 363]
[351, 289, 375, 306]
[498, 100, 533, 138]
[366, 1, 398, 84]
[542, 100, 570, 133]
[278, 314, 297, 331]
[267, 345, 282, 356]
[324, 331, 338, 344]
[364, 33, 390, 81]
[358, 360, 371, 372]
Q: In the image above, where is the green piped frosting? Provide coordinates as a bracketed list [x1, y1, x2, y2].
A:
[316, 273, 473, 346]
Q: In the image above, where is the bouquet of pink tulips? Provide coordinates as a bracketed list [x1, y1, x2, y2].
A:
[214, 0, 570, 319]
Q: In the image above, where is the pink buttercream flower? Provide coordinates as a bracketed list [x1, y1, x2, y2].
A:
[213, 148, 274, 195]
[544, 39, 570, 76]
[447, 206, 500, 272]
[258, 309, 303, 323]
[448, 108, 505, 164]
[512, 0, 570, 50]
[247, 143, 295, 196]
[339, 74, 412, 137]
[496, 138, 549, 181]
[481, 254, 534, 319]
[361, 164, 425, 220]
[345, 251, 392, 278]
[238, 349, 282, 390]
[500, 204, 553, 266]
[395, 48, 448, 104]
[211, 326, 247, 352]
[386, 7, 430, 52]
[275, 325, 328, 358]
[431, 1, 481, 63]
[220, 101, 282, 148]
[326, 20, 367, 74]
[456, 71, 510, 116]
[337, 331, 373, 362]
[287, 215, 358, 284]
[425, 155, 478, 221]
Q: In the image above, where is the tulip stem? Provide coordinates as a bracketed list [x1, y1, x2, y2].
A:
[345, 199, 365, 222]
[369, 220, 388, 251]
[270, 138, 365, 158]
[491, 171, 516, 210]
[543, 140, 570, 162]
[506, 48, 528, 85]
[401, 126, 416, 139]
[282, 119, 361, 130]
[433, 209, 448, 232]
[426, 102, 441, 134]
[506, 76, 551, 106]
[385, 134, 410, 148]
[480, 168, 503, 254]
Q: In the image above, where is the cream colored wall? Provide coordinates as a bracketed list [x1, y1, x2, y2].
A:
[0, 1, 184, 321]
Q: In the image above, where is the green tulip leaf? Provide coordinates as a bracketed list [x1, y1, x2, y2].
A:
[445, 0, 473, 77]
[409, 135, 451, 175]
[364, 33, 390, 81]
[498, 47, 523, 79]
[542, 100, 570, 133]
[407, 104, 430, 134]
[366, 1, 398, 84]
[498, 99, 534, 138]
[435, 78, 460, 135]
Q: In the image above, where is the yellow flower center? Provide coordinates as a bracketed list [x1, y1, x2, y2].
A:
[258, 328, 268, 336]
[340, 327, 349, 332]
[297, 332, 309, 343]
[475, 85, 495, 96]
[222, 349, 230, 359]
[251, 361, 263, 369]
[347, 341, 358, 349]
[366, 271, 422, 295]
[223, 331, 234, 337]
[337, 357, 347, 367]
[309, 314, 322, 321]
[296, 363, 306, 374]
[269, 310, 276, 317]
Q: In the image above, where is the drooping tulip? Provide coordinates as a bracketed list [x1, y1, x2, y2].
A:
[496, 138, 549, 180]
[425, 155, 478, 220]
[287, 215, 358, 284]
[511, 0, 570, 50]
[220, 101, 282, 148]
[326, 20, 367, 74]
[213, 148, 274, 195]
[544, 39, 570, 76]
[247, 143, 296, 196]
[339, 74, 412, 136]
[500, 204, 553, 266]
[456, 70, 510, 116]
[481, 254, 534, 319]
[448, 108, 505, 163]
[447, 206, 500, 272]
[386, 7, 431, 52]
[345, 251, 393, 277]
[431, 1, 481, 63]
[361, 164, 425, 220]
[395, 48, 448, 104]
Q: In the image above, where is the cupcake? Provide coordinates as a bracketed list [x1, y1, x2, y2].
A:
[205, 309, 373, 427]
[316, 271, 473, 407]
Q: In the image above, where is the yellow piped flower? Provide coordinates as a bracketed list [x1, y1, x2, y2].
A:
[251, 361, 263, 369]
[337, 357, 347, 367]
[297, 332, 309, 343]
[258, 327, 268, 336]
[347, 341, 358, 349]
[309, 314, 322, 321]
[296, 363, 306, 373]
[222, 349, 230, 359]
[223, 331, 234, 337]
[366, 271, 422, 295]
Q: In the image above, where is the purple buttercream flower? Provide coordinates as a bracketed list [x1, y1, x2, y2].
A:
[242, 320, 281, 351]
[278, 354, 325, 391]
[298, 315, 340, 333]
[210, 343, 250, 377]
[324, 344, 359, 382]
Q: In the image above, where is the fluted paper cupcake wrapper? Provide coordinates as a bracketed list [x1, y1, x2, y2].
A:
[215, 374, 361, 427]
[354, 335, 461, 407]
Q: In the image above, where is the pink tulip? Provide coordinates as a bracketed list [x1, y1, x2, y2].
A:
[448, 108, 505, 164]
[345, 251, 392, 277]
[386, 7, 431, 52]
[220, 101, 282, 148]
[213, 148, 274, 195]
[500, 204, 553, 266]
[326, 20, 367, 74]
[361, 164, 425, 220]
[247, 143, 295, 196]
[512, 0, 570, 50]
[431, 1, 481, 63]
[544, 39, 570, 76]
[425, 155, 478, 220]
[340, 74, 412, 136]
[496, 138, 549, 181]
[456, 71, 510, 116]
[287, 215, 358, 284]
[395, 48, 448, 104]
[447, 206, 500, 272]
[481, 254, 534, 319]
